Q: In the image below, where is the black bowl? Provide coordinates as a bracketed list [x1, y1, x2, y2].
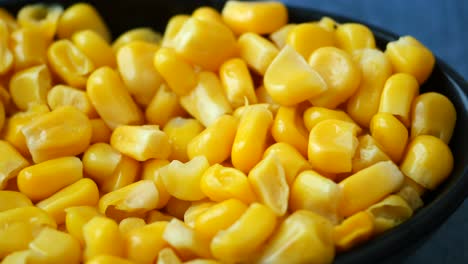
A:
[3, 0, 468, 263]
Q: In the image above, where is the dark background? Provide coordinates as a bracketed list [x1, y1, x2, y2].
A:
[283, 0, 467, 263]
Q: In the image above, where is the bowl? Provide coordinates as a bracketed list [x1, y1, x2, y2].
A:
[3, 0, 468, 263]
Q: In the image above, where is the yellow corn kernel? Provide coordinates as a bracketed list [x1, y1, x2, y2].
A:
[22, 106, 92, 163]
[110, 125, 171, 162]
[347, 49, 393, 127]
[367, 195, 413, 234]
[126, 221, 168, 264]
[2, 250, 30, 264]
[83, 216, 124, 261]
[271, 106, 309, 157]
[90, 118, 112, 143]
[286, 23, 335, 59]
[270, 24, 296, 49]
[113, 27, 162, 52]
[17, 156, 82, 202]
[82, 143, 121, 185]
[379, 73, 419, 127]
[87, 67, 144, 129]
[27, 227, 81, 264]
[255, 85, 280, 114]
[119, 217, 146, 235]
[37, 178, 99, 224]
[0, 8, 18, 31]
[338, 161, 404, 217]
[165, 198, 192, 220]
[194, 199, 248, 239]
[48, 39, 95, 88]
[221, 1, 287, 35]
[309, 47, 361, 108]
[142, 159, 171, 209]
[146, 83, 186, 127]
[11, 27, 50, 71]
[0, 191, 32, 212]
[184, 202, 215, 228]
[303, 106, 357, 131]
[147, 210, 175, 223]
[219, 58, 257, 108]
[161, 15, 189, 48]
[317, 17, 338, 32]
[180, 71, 232, 127]
[99, 156, 140, 195]
[192, 6, 224, 24]
[0, 22, 12, 75]
[17, 4, 62, 39]
[160, 156, 209, 201]
[163, 117, 204, 162]
[400, 135, 453, 190]
[47, 84, 97, 117]
[187, 115, 238, 165]
[99, 180, 159, 215]
[257, 210, 335, 264]
[173, 17, 237, 71]
[308, 119, 359, 174]
[385, 36, 435, 84]
[0, 222, 33, 259]
[65, 206, 100, 245]
[184, 260, 220, 264]
[163, 219, 211, 259]
[334, 211, 374, 252]
[231, 105, 273, 173]
[154, 48, 197, 97]
[157, 248, 182, 264]
[411, 92, 456, 144]
[248, 153, 289, 216]
[238, 33, 278, 75]
[264, 45, 327, 106]
[72, 30, 116, 68]
[0, 140, 29, 189]
[210, 203, 276, 263]
[335, 23, 376, 53]
[9, 64, 52, 111]
[397, 183, 424, 211]
[264, 143, 311, 186]
[87, 255, 136, 264]
[290, 170, 341, 224]
[0, 207, 56, 229]
[370, 113, 408, 163]
[352, 134, 391, 173]
[200, 164, 256, 204]
[117, 42, 162, 106]
[57, 3, 111, 42]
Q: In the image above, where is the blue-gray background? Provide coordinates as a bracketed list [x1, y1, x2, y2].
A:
[282, 0, 467, 263]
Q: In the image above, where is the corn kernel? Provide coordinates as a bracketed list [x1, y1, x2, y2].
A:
[385, 36, 435, 84]
[180, 71, 232, 127]
[192, 6, 224, 25]
[90, 118, 112, 143]
[397, 184, 424, 211]
[290, 170, 342, 224]
[163, 219, 212, 259]
[11, 27, 50, 71]
[17, 156, 83, 202]
[255, 85, 280, 113]
[147, 210, 175, 223]
[308, 47, 361, 108]
[165, 198, 192, 220]
[264, 45, 327, 106]
[184, 202, 215, 228]
[210, 203, 276, 263]
[238, 33, 278, 75]
[221, 1, 287, 35]
[27, 227, 81, 264]
[146, 83, 186, 127]
[0, 8, 18, 31]
[257, 210, 335, 264]
[347, 49, 393, 127]
[118, 217, 146, 235]
[87, 67, 144, 129]
[142, 159, 171, 209]
[352, 134, 391, 173]
[65, 206, 100, 245]
[366, 195, 413, 234]
[0, 140, 29, 189]
[219, 58, 257, 108]
[1, 250, 29, 264]
[0, 20, 13, 75]
[113, 27, 162, 52]
[370, 113, 408, 163]
[411, 92, 456, 144]
[272, 106, 309, 157]
[17, 4, 62, 40]
[185, 260, 220, 264]
[160, 156, 209, 201]
[317, 17, 338, 32]
[379, 73, 419, 127]
[270, 24, 296, 49]
[83, 216, 124, 260]
[87, 255, 136, 264]
[0, 191, 32, 212]
[82, 143, 121, 184]
[9, 64, 52, 111]
[72, 29, 116, 68]
[0, 206, 56, 229]
[37, 178, 99, 224]
[335, 23, 376, 53]
[173, 17, 237, 71]
[157, 248, 182, 264]
[163, 117, 204, 162]
[21, 106, 92, 163]
[161, 15, 189, 48]
[57, 3, 111, 42]
[303, 106, 357, 132]
[334, 211, 374, 251]
[48, 39, 95, 89]
[400, 135, 453, 190]
[339, 161, 404, 217]
[126, 221, 168, 264]
[286, 23, 335, 59]
[47, 84, 97, 117]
